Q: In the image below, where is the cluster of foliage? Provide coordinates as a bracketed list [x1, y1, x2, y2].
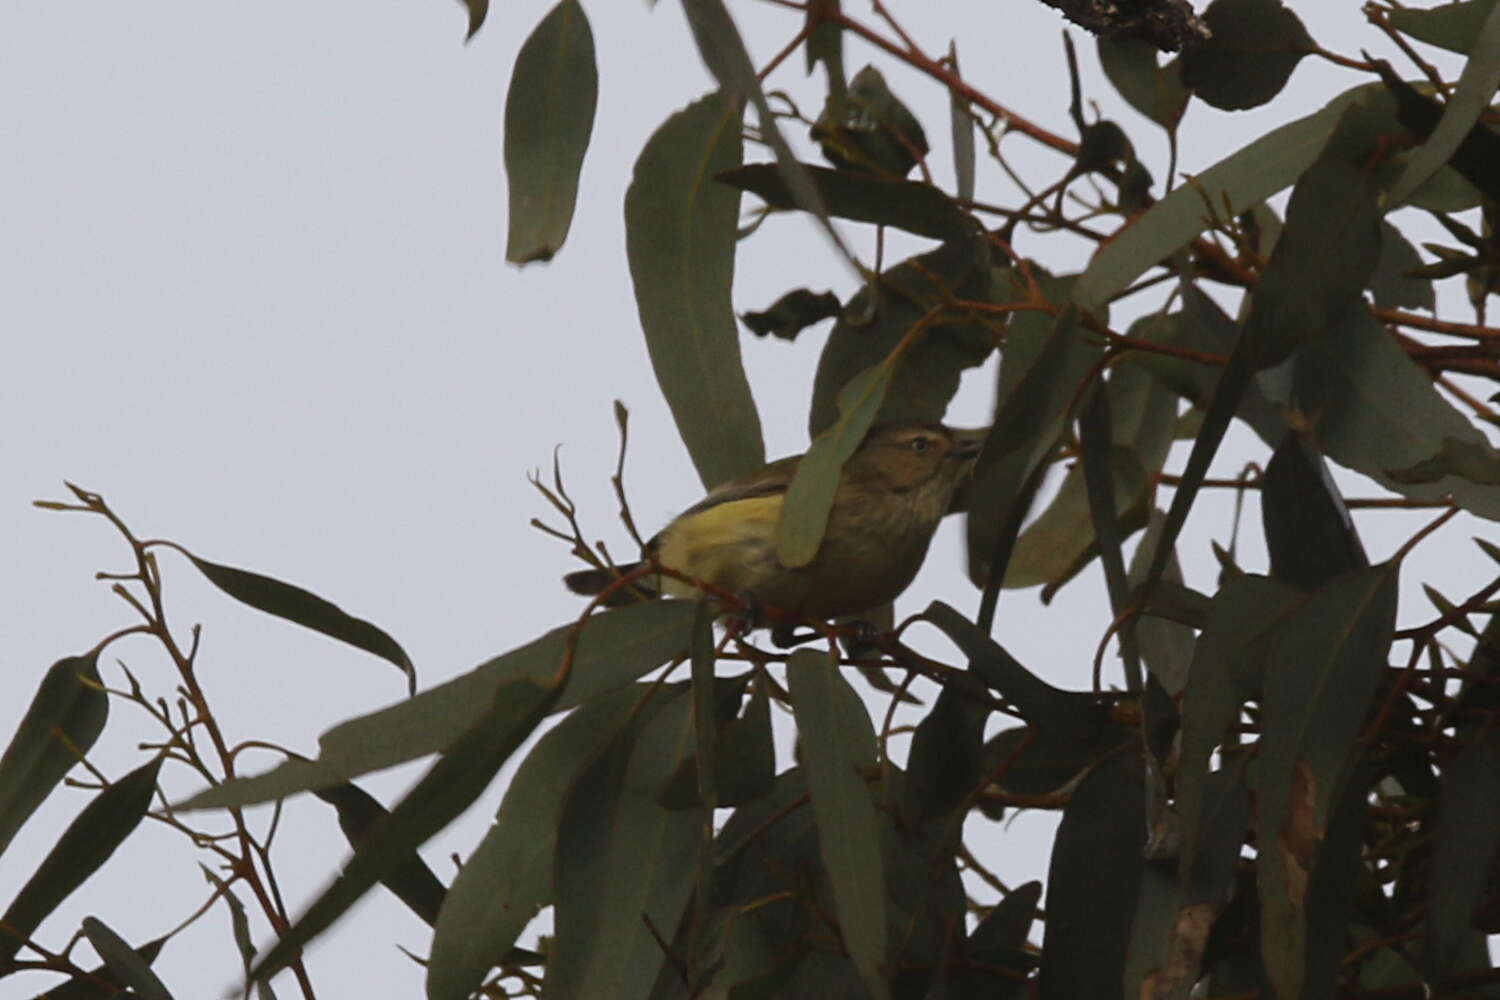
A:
[5, 0, 1500, 997]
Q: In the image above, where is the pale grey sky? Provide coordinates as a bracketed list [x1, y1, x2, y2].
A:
[1, 2, 1490, 996]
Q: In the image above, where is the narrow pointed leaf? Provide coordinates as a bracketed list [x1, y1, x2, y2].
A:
[1038, 750, 1145, 1000]
[458, 0, 487, 40]
[949, 44, 975, 202]
[786, 649, 890, 1000]
[627, 91, 764, 490]
[1425, 728, 1500, 985]
[1294, 309, 1500, 520]
[716, 162, 974, 241]
[202, 865, 273, 1000]
[29, 935, 168, 1000]
[967, 305, 1098, 610]
[1388, 0, 1498, 55]
[1072, 83, 1379, 311]
[1256, 566, 1398, 999]
[777, 364, 892, 567]
[1262, 431, 1368, 591]
[427, 683, 662, 1000]
[1387, 4, 1500, 206]
[251, 677, 558, 983]
[181, 550, 415, 694]
[1142, 103, 1382, 592]
[0, 653, 108, 859]
[1177, 575, 1304, 873]
[181, 600, 695, 808]
[808, 235, 994, 438]
[504, 0, 598, 264]
[313, 782, 447, 926]
[80, 917, 175, 1000]
[680, 0, 857, 271]
[1370, 220, 1436, 310]
[548, 693, 701, 999]
[0, 757, 162, 965]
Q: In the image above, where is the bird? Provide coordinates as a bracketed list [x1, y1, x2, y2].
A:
[564, 422, 981, 623]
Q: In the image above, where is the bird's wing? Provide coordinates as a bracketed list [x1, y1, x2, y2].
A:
[674, 454, 802, 520]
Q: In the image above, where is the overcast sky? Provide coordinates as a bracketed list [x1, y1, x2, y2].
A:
[1, 1, 1491, 997]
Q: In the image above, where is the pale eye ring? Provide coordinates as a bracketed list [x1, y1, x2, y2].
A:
[910, 436, 931, 454]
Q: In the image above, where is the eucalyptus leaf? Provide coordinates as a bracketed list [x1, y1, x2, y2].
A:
[0, 757, 162, 965]
[504, 0, 597, 264]
[627, 91, 765, 491]
[180, 550, 415, 694]
[786, 649, 889, 1000]
[548, 692, 701, 999]
[0, 653, 108, 860]
[180, 600, 696, 809]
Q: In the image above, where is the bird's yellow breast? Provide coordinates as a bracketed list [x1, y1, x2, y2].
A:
[654, 493, 785, 598]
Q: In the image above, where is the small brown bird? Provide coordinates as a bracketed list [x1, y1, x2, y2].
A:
[565, 422, 980, 622]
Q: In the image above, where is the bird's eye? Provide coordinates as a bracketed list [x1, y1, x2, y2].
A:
[909, 436, 931, 454]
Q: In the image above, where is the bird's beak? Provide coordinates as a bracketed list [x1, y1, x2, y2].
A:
[952, 437, 983, 461]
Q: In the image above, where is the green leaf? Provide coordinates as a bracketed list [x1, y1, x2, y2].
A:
[967, 880, 1040, 970]
[922, 601, 1102, 735]
[786, 649, 890, 1000]
[739, 288, 841, 341]
[201, 865, 272, 1000]
[0, 653, 108, 860]
[808, 235, 994, 438]
[1140, 103, 1382, 593]
[1261, 431, 1368, 591]
[1121, 285, 1286, 447]
[1387, 5, 1500, 205]
[1425, 728, 1500, 986]
[900, 680, 989, 827]
[1294, 308, 1500, 520]
[626, 91, 765, 491]
[1127, 511, 1197, 695]
[1256, 566, 1398, 1000]
[548, 691, 702, 998]
[180, 600, 696, 809]
[1180, 0, 1316, 110]
[80, 917, 175, 1000]
[180, 550, 415, 694]
[1238, 105, 1383, 371]
[1388, 436, 1500, 485]
[1370, 220, 1436, 310]
[1388, 0, 1498, 55]
[28, 935, 169, 1000]
[1037, 750, 1145, 1000]
[1006, 361, 1177, 595]
[803, 0, 845, 90]
[1072, 83, 1378, 312]
[427, 683, 663, 1000]
[503, 0, 597, 264]
[0, 757, 162, 965]
[949, 43, 975, 202]
[967, 305, 1100, 606]
[716, 162, 975, 242]
[312, 782, 447, 926]
[778, 364, 893, 568]
[659, 675, 775, 809]
[812, 65, 929, 178]
[458, 0, 487, 40]
[1098, 35, 1189, 129]
[680, 0, 857, 272]
[1177, 575, 1304, 873]
[251, 676, 559, 983]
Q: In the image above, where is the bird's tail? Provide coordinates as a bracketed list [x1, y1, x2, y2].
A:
[563, 563, 658, 606]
